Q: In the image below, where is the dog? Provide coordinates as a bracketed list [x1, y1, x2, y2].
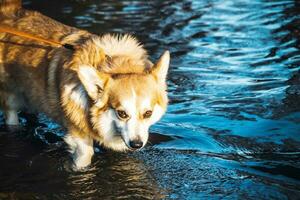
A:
[0, 0, 170, 169]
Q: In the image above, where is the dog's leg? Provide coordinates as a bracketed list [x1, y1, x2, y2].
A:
[64, 133, 94, 169]
[4, 110, 19, 125]
[1, 92, 20, 126]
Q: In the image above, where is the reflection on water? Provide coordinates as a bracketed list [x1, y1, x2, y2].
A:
[0, 124, 164, 199]
[0, 0, 300, 199]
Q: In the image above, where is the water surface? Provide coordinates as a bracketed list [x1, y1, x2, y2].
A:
[1, 0, 300, 199]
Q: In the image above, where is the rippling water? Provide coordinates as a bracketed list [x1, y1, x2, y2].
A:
[1, 0, 300, 199]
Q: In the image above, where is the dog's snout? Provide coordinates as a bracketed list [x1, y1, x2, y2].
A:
[129, 140, 143, 149]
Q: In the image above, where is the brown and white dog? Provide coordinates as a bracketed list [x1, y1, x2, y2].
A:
[0, 0, 169, 169]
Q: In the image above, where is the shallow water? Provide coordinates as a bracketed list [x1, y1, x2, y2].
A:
[1, 0, 300, 199]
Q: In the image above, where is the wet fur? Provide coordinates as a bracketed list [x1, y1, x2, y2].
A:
[0, 0, 169, 169]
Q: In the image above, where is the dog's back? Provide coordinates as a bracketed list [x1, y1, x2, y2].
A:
[0, 0, 89, 123]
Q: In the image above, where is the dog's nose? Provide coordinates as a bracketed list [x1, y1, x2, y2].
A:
[129, 140, 143, 149]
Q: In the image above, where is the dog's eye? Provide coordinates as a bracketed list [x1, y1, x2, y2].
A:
[143, 110, 152, 119]
[116, 110, 129, 119]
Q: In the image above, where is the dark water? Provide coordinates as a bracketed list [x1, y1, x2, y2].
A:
[1, 0, 300, 199]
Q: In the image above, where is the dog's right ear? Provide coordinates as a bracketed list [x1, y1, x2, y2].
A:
[150, 51, 170, 86]
[78, 65, 110, 100]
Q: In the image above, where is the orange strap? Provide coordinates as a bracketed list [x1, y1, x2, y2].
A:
[0, 24, 75, 50]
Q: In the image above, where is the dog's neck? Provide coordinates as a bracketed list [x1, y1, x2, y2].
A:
[94, 34, 151, 74]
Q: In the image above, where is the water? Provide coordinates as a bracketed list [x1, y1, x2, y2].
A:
[0, 0, 300, 199]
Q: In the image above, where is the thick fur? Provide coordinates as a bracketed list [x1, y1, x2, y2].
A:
[0, 0, 170, 169]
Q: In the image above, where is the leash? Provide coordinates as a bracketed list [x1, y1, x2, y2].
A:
[0, 24, 75, 50]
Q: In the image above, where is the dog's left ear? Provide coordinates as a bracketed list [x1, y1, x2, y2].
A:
[78, 65, 110, 100]
[150, 51, 170, 85]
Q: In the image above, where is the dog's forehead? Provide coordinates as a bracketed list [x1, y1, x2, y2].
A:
[110, 75, 157, 109]
[113, 74, 156, 93]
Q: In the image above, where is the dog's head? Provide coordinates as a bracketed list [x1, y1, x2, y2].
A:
[75, 35, 170, 151]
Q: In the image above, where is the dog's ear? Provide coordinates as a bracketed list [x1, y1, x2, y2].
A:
[150, 51, 170, 85]
[78, 65, 110, 100]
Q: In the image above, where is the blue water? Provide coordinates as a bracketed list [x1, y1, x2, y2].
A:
[0, 0, 299, 199]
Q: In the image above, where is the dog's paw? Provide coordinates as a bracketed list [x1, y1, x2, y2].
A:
[72, 156, 92, 171]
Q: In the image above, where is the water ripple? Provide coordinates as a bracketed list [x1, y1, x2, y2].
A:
[0, 0, 299, 199]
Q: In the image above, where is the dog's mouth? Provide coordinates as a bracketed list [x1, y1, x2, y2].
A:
[120, 135, 141, 151]
[119, 135, 131, 149]
[112, 122, 133, 151]
[118, 134, 145, 151]
[112, 121, 145, 151]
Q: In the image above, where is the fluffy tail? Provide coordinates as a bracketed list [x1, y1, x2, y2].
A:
[0, 0, 22, 17]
